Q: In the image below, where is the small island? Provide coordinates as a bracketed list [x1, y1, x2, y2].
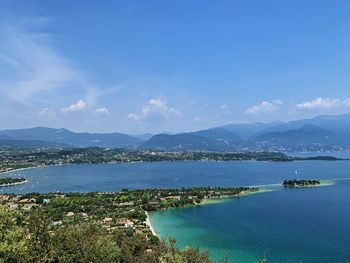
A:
[283, 179, 321, 188]
[0, 177, 27, 187]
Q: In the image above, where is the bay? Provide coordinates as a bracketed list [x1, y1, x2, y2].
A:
[1, 160, 350, 262]
[1, 160, 349, 194]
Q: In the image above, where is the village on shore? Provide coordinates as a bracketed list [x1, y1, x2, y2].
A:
[0, 186, 258, 236]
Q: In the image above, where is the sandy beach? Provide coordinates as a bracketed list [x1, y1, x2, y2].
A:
[145, 211, 158, 237]
[0, 166, 40, 176]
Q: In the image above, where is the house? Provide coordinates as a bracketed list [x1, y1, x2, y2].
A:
[8, 203, 19, 209]
[21, 204, 37, 212]
[0, 195, 10, 202]
[117, 218, 129, 226]
[166, 195, 181, 201]
[124, 221, 134, 228]
[103, 217, 113, 224]
[67, 212, 75, 217]
[81, 212, 88, 218]
[10, 196, 20, 202]
[53, 220, 63, 226]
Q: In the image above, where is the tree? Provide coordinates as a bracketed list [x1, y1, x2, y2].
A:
[27, 210, 52, 263]
[50, 223, 121, 263]
[0, 207, 29, 263]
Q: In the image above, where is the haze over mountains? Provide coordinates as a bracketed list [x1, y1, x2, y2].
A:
[1, 114, 350, 152]
[0, 128, 140, 149]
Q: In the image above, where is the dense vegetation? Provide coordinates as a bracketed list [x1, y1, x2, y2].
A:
[0, 177, 26, 186]
[282, 179, 321, 187]
[0, 187, 259, 262]
[0, 206, 213, 263]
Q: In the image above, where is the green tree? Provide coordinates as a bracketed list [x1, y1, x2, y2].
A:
[27, 210, 52, 263]
[50, 223, 121, 263]
[0, 206, 29, 263]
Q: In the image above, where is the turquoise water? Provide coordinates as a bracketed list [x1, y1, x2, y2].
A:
[150, 181, 350, 262]
[2, 161, 350, 262]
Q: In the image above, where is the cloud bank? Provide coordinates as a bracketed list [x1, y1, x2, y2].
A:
[295, 97, 350, 110]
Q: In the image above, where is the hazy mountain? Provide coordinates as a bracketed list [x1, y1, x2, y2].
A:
[141, 128, 244, 151]
[254, 124, 348, 148]
[2, 114, 350, 151]
[0, 127, 140, 148]
[133, 133, 154, 141]
[0, 139, 68, 149]
[0, 135, 13, 140]
[194, 128, 243, 142]
[141, 114, 350, 151]
[220, 121, 283, 139]
[255, 114, 350, 137]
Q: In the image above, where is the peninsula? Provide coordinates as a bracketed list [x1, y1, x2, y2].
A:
[0, 186, 257, 262]
[0, 177, 27, 187]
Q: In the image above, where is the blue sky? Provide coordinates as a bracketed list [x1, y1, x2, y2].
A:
[1, 0, 350, 134]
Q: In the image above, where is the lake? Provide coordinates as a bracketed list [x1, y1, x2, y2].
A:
[1, 161, 350, 194]
[1, 160, 350, 262]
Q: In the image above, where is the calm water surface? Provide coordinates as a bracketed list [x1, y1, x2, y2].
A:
[1, 161, 350, 193]
[1, 161, 350, 262]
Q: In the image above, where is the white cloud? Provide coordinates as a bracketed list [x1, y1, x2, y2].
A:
[95, 107, 109, 115]
[149, 98, 167, 109]
[38, 108, 56, 118]
[128, 98, 182, 121]
[61, 100, 87, 113]
[219, 104, 230, 114]
[295, 97, 346, 110]
[127, 113, 140, 121]
[245, 100, 283, 115]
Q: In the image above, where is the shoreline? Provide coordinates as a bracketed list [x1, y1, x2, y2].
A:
[200, 188, 276, 205]
[0, 154, 348, 176]
[145, 211, 158, 237]
[0, 179, 28, 187]
[146, 188, 270, 238]
[0, 166, 41, 176]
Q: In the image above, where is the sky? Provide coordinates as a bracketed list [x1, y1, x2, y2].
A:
[1, 0, 350, 134]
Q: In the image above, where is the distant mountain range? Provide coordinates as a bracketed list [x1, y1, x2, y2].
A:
[141, 128, 244, 151]
[0, 127, 140, 149]
[1, 114, 350, 151]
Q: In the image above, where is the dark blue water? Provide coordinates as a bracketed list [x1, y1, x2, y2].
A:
[1, 161, 350, 193]
[1, 161, 350, 262]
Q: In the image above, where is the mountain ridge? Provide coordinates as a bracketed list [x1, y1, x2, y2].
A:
[2, 114, 350, 151]
[0, 127, 140, 148]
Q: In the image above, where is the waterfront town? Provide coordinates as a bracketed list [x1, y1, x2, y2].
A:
[0, 147, 339, 174]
